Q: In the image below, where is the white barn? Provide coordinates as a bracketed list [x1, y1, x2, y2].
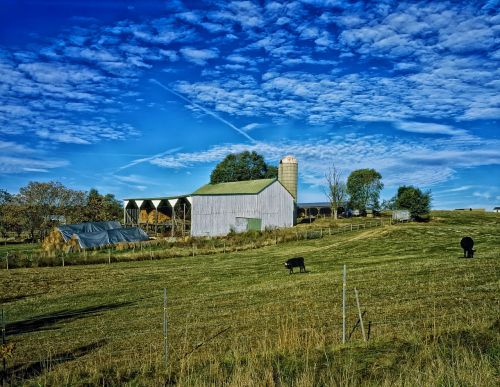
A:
[190, 178, 295, 237]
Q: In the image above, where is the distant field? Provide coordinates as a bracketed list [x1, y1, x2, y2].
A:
[0, 211, 498, 385]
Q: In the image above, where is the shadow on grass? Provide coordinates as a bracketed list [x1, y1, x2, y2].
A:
[0, 294, 41, 304]
[5, 339, 107, 382]
[6, 301, 134, 336]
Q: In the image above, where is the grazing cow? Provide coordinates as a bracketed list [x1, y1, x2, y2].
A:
[284, 257, 306, 274]
[460, 236, 475, 258]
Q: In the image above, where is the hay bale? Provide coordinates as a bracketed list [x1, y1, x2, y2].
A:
[42, 228, 82, 254]
[140, 209, 149, 223]
[42, 229, 66, 253]
[140, 209, 171, 223]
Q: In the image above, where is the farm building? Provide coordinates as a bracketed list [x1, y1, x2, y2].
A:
[191, 178, 294, 237]
[124, 156, 298, 237]
[392, 210, 411, 221]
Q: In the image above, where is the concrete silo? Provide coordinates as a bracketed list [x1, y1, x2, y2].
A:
[278, 155, 298, 201]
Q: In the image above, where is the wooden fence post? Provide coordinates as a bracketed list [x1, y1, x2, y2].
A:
[354, 288, 367, 342]
[342, 265, 347, 344]
[5, 254, 8, 271]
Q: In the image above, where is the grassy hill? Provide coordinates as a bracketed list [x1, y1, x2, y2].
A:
[0, 211, 498, 385]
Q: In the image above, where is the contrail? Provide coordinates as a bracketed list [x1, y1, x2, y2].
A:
[117, 147, 182, 171]
[150, 78, 256, 143]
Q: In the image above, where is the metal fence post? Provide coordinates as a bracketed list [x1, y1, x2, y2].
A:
[342, 265, 346, 344]
[163, 288, 168, 371]
[1, 308, 6, 383]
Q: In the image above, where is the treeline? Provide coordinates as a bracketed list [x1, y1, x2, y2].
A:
[326, 166, 431, 221]
[0, 182, 121, 241]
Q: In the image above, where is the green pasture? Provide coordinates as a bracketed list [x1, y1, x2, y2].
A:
[0, 211, 498, 386]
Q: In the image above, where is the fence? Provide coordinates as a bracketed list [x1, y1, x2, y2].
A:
[1, 219, 401, 269]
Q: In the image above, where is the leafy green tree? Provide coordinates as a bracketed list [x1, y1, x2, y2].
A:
[0, 189, 14, 237]
[346, 169, 383, 213]
[394, 186, 431, 221]
[210, 151, 277, 184]
[82, 189, 122, 221]
[102, 193, 122, 221]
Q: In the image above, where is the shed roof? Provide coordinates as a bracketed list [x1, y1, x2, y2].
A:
[192, 178, 276, 196]
[123, 195, 189, 201]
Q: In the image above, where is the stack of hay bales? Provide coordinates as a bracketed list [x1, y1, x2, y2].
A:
[150, 210, 171, 223]
[42, 229, 81, 256]
[66, 235, 81, 253]
[42, 229, 66, 255]
[139, 209, 171, 223]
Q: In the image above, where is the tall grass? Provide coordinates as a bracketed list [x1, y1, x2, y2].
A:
[0, 211, 498, 385]
[0, 219, 386, 269]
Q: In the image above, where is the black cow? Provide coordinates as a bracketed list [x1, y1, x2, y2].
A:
[284, 257, 306, 274]
[460, 236, 475, 258]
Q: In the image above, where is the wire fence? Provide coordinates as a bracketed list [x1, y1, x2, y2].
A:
[1, 219, 402, 270]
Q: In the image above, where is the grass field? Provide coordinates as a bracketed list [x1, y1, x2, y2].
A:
[0, 211, 499, 386]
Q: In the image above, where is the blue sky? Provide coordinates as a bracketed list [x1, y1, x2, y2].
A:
[0, 0, 499, 209]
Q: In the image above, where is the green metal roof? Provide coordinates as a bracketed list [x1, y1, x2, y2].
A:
[192, 178, 276, 196]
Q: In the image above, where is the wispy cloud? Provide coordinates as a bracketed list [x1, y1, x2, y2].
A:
[117, 147, 182, 171]
[394, 122, 468, 136]
[150, 79, 256, 143]
[0, 156, 68, 174]
[179, 47, 219, 65]
[146, 132, 500, 188]
[473, 191, 492, 199]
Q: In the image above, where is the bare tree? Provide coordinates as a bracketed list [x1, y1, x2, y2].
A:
[324, 165, 347, 220]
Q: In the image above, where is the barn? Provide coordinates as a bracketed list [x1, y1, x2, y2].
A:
[123, 155, 298, 237]
[191, 178, 295, 237]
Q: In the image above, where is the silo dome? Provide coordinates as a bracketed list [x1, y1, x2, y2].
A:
[280, 155, 298, 164]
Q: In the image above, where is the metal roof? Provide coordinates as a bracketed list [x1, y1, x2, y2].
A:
[123, 195, 189, 201]
[192, 178, 276, 195]
[297, 202, 331, 209]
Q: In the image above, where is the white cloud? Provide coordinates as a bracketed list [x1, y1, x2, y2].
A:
[0, 156, 68, 174]
[180, 47, 219, 65]
[394, 122, 468, 136]
[146, 132, 500, 189]
[473, 191, 492, 199]
[240, 123, 262, 132]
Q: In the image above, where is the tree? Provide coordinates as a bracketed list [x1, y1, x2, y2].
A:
[17, 181, 86, 240]
[0, 189, 14, 237]
[324, 165, 347, 220]
[82, 189, 122, 222]
[346, 169, 383, 213]
[210, 151, 278, 184]
[2, 201, 26, 238]
[394, 185, 431, 221]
